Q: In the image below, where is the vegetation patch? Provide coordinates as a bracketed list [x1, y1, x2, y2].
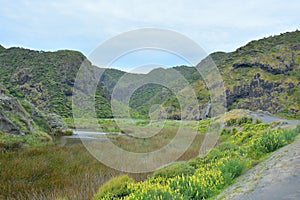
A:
[92, 122, 300, 200]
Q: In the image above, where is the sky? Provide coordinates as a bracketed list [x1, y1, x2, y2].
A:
[0, 0, 299, 72]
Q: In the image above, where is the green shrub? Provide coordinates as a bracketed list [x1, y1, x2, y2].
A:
[241, 132, 253, 143]
[124, 177, 184, 200]
[231, 127, 238, 134]
[168, 166, 224, 199]
[219, 158, 244, 185]
[0, 140, 23, 151]
[198, 118, 210, 133]
[256, 130, 285, 153]
[251, 126, 299, 158]
[203, 148, 224, 163]
[237, 117, 252, 125]
[93, 175, 134, 200]
[217, 142, 239, 152]
[221, 128, 231, 135]
[0, 132, 24, 150]
[64, 129, 73, 136]
[226, 117, 253, 126]
[226, 118, 237, 126]
[282, 127, 299, 143]
[256, 118, 262, 124]
[153, 161, 195, 178]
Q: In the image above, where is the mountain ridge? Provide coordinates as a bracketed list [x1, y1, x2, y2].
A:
[0, 30, 299, 121]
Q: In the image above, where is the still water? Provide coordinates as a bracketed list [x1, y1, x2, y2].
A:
[53, 130, 118, 146]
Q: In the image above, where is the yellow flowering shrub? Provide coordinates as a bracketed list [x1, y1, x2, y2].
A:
[93, 123, 299, 200]
[124, 177, 183, 200]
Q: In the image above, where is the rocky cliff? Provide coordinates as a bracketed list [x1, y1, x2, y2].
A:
[0, 83, 66, 136]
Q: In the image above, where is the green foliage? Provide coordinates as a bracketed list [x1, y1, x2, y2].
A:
[217, 141, 239, 152]
[202, 148, 224, 163]
[219, 158, 245, 185]
[98, 119, 121, 132]
[253, 126, 300, 156]
[197, 118, 210, 133]
[106, 123, 300, 200]
[93, 175, 134, 200]
[153, 162, 195, 178]
[167, 166, 224, 199]
[226, 117, 253, 126]
[0, 132, 23, 150]
[1, 30, 300, 119]
[0, 47, 113, 118]
[0, 132, 51, 151]
[221, 128, 231, 135]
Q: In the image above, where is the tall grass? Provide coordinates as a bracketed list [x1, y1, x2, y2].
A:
[0, 144, 149, 200]
[0, 119, 206, 199]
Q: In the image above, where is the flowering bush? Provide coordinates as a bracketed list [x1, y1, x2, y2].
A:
[93, 124, 299, 200]
[93, 175, 134, 200]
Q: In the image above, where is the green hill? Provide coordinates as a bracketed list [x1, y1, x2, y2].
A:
[106, 31, 300, 119]
[0, 48, 113, 117]
[209, 30, 300, 118]
[0, 30, 299, 121]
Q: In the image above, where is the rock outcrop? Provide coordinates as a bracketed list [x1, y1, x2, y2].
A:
[0, 83, 68, 136]
[0, 86, 36, 135]
[46, 113, 67, 130]
[232, 59, 294, 75]
[0, 112, 22, 135]
[225, 73, 293, 114]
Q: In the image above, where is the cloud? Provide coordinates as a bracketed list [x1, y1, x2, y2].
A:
[0, 0, 299, 68]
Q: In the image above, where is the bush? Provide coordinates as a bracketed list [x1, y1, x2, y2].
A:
[93, 175, 134, 200]
[256, 118, 262, 124]
[153, 161, 195, 178]
[226, 117, 253, 126]
[125, 177, 183, 200]
[168, 166, 224, 199]
[198, 118, 210, 133]
[217, 142, 239, 152]
[203, 148, 224, 164]
[231, 127, 238, 134]
[237, 117, 252, 125]
[282, 126, 299, 143]
[221, 128, 231, 135]
[226, 118, 237, 126]
[256, 130, 285, 153]
[253, 126, 299, 156]
[219, 158, 244, 185]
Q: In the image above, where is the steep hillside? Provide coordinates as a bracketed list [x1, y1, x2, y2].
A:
[102, 31, 300, 119]
[0, 47, 113, 117]
[215, 30, 300, 118]
[0, 84, 56, 149]
[155, 31, 300, 119]
[0, 30, 299, 120]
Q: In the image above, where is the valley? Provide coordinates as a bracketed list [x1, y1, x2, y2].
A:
[0, 31, 299, 199]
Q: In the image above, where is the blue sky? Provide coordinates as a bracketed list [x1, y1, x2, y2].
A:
[1, 0, 299, 71]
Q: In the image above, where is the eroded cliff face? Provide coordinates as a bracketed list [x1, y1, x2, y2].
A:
[225, 68, 299, 116]
[0, 84, 67, 135]
[0, 85, 36, 135]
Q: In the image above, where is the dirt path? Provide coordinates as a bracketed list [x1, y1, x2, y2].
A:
[216, 136, 300, 200]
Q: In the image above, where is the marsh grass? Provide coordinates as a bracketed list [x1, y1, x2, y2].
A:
[0, 144, 149, 200]
[0, 119, 209, 199]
